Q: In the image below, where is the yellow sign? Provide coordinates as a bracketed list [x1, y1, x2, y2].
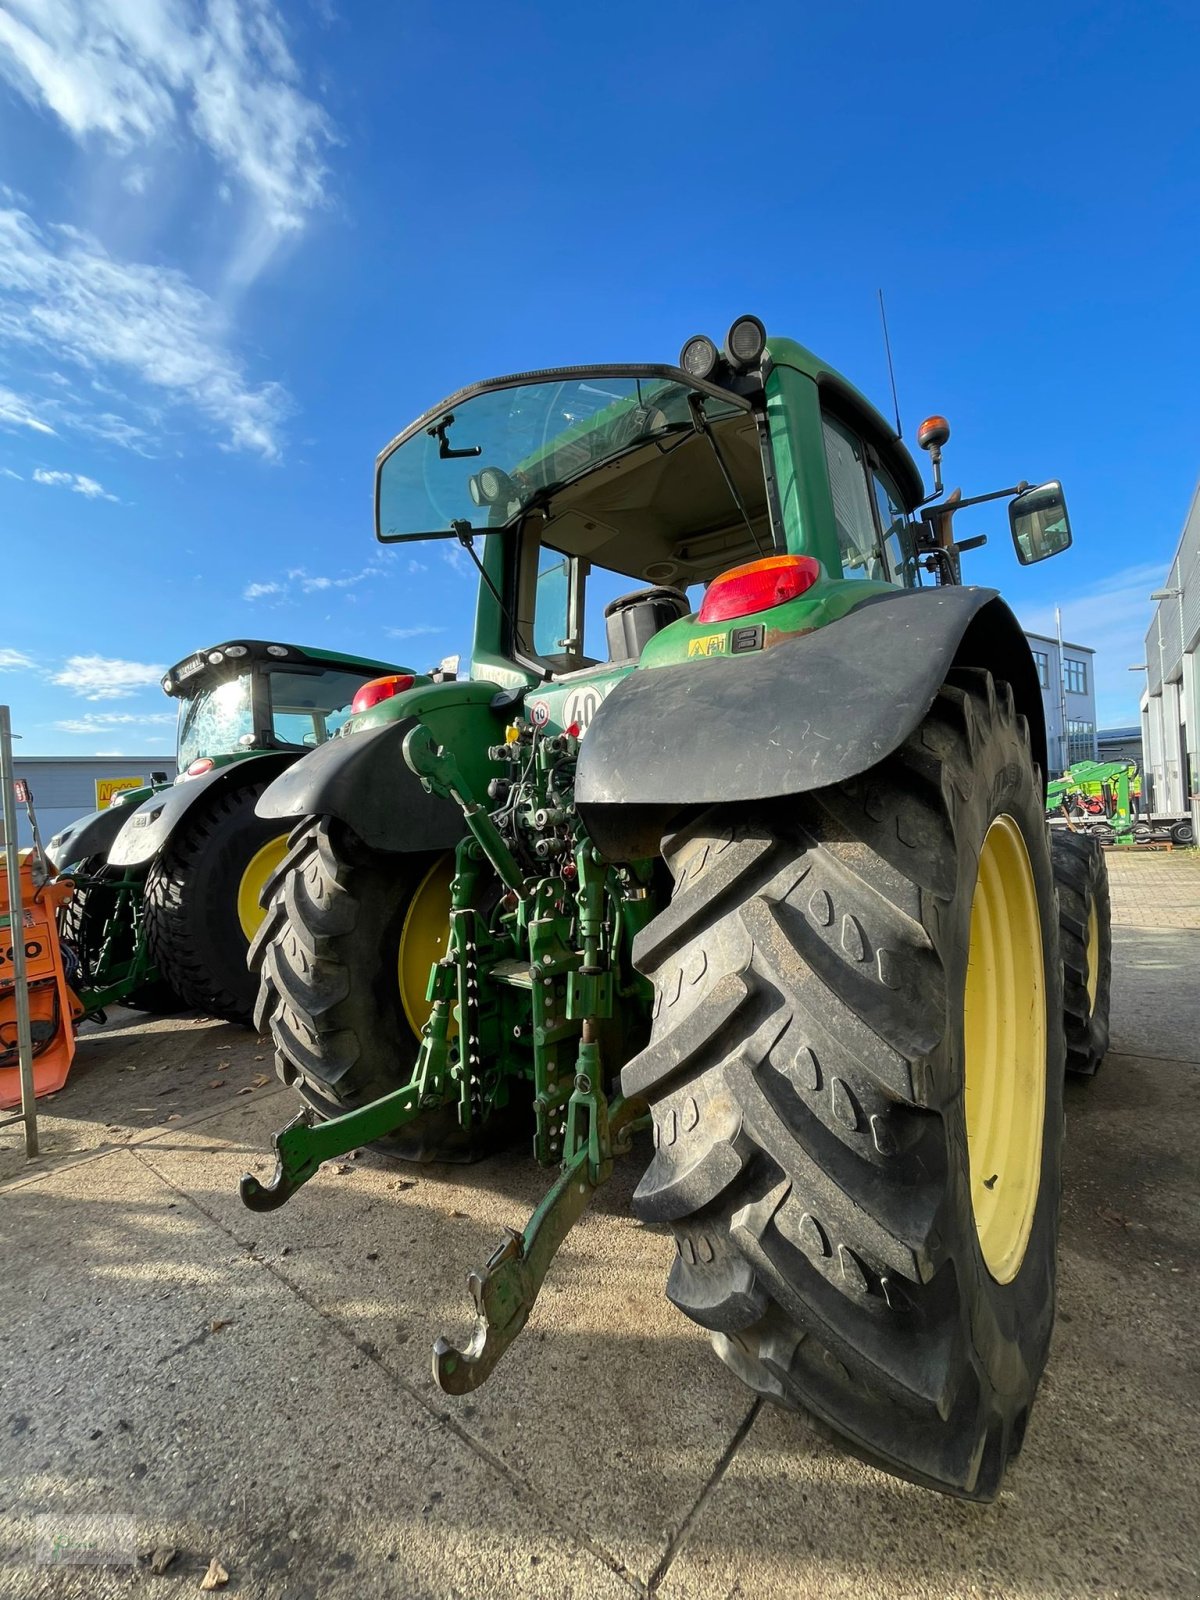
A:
[95, 776, 144, 810]
[687, 632, 727, 658]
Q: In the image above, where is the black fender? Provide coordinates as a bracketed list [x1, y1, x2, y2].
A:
[575, 588, 1047, 861]
[254, 720, 462, 854]
[107, 753, 298, 869]
[46, 803, 136, 872]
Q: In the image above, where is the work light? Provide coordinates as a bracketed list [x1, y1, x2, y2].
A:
[678, 333, 719, 381]
[723, 315, 767, 370]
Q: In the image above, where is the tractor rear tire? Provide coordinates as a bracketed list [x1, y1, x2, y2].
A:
[622, 668, 1065, 1501]
[250, 816, 516, 1164]
[1051, 831, 1112, 1078]
[145, 778, 289, 1024]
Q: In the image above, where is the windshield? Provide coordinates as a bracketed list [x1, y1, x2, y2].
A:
[177, 676, 254, 766]
[377, 372, 744, 541]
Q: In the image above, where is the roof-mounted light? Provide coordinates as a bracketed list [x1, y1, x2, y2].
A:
[723, 315, 766, 371]
[224, 644, 248, 658]
[207, 650, 224, 665]
[678, 334, 720, 381]
[916, 415, 950, 452]
[266, 644, 288, 657]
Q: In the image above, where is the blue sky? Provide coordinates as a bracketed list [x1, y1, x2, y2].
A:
[0, 0, 1196, 752]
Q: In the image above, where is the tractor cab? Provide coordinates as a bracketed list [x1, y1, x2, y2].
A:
[371, 318, 1074, 721]
[162, 640, 404, 775]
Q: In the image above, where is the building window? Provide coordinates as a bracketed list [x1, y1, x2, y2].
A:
[1063, 657, 1088, 696]
[1067, 720, 1095, 763]
[1031, 649, 1049, 689]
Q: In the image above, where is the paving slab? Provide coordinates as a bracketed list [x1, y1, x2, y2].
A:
[0, 1150, 636, 1600]
[1105, 851, 1200, 931]
[135, 1103, 755, 1584]
[0, 1006, 271, 1186]
[1109, 925, 1200, 1063]
[658, 1050, 1200, 1600]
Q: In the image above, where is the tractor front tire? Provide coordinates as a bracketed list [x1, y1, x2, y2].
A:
[1051, 830, 1112, 1078]
[251, 817, 515, 1163]
[145, 778, 289, 1024]
[623, 668, 1065, 1501]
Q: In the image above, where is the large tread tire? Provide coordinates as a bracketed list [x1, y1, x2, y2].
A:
[1051, 831, 1112, 1078]
[144, 778, 287, 1024]
[59, 857, 185, 1015]
[622, 668, 1065, 1501]
[250, 817, 516, 1164]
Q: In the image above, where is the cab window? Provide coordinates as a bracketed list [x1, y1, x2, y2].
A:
[871, 465, 919, 587]
[822, 414, 885, 579]
[268, 666, 375, 746]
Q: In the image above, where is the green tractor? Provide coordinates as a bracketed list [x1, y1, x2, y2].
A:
[243, 317, 1101, 1500]
[47, 640, 430, 1023]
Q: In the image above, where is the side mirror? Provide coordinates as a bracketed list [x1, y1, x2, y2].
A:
[1010, 480, 1072, 565]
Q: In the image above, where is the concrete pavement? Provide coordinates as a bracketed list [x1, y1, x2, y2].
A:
[1, 852, 1197, 1598]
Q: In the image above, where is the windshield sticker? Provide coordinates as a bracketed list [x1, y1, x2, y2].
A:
[687, 632, 727, 658]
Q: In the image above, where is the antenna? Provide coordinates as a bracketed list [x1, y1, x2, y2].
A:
[878, 288, 902, 438]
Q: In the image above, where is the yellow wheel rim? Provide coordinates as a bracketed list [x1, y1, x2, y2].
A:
[397, 853, 456, 1038]
[963, 814, 1046, 1284]
[1085, 899, 1100, 1013]
[236, 835, 290, 942]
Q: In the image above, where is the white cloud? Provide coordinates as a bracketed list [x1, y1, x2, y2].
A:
[0, 466, 22, 480]
[0, 2, 334, 266]
[1018, 562, 1163, 728]
[386, 625, 445, 640]
[0, 208, 289, 456]
[49, 654, 166, 701]
[244, 560, 389, 600]
[32, 466, 119, 501]
[54, 711, 175, 734]
[0, 383, 56, 435]
[0, 647, 36, 671]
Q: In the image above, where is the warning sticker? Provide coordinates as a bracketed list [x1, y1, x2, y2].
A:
[687, 632, 727, 658]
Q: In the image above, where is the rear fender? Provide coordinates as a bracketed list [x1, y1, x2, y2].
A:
[107, 753, 296, 868]
[575, 588, 1046, 860]
[255, 681, 507, 854]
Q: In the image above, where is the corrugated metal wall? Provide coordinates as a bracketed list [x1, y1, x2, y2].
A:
[7, 756, 177, 848]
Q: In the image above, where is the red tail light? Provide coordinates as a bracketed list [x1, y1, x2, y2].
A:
[186, 758, 214, 777]
[351, 673, 415, 715]
[697, 555, 821, 624]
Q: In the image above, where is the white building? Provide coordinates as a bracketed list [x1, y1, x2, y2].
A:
[1022, 631, 1098, 776]
[6, 754, 176, 849]
[1141, 476, 1199, 827]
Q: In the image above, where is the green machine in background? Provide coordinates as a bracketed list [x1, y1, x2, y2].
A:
[243, 317, 1108, 1501]
[47, 639, 429, 1022]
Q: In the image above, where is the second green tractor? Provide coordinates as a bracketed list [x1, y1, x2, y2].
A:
[242, 316, 1112, 1501]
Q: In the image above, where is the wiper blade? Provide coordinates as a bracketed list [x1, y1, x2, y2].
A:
[687, 394, 770, 558]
